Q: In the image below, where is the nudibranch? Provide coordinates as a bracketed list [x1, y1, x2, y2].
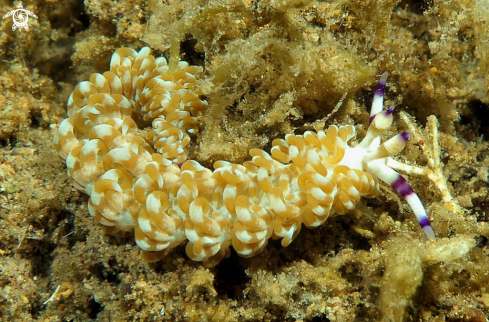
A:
[53, 47, 435, 267]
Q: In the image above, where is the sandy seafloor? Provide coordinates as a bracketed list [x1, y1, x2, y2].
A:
[1, 0, 489, 321]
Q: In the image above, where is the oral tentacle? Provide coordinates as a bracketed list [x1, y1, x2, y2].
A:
[359, 106, 394, 150]
[366, 162, 435, 240]
[362, 132, 410, 164]
[370, 71, 389, 119]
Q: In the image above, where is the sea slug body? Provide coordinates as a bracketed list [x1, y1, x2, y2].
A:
[53, 47, 434, 267]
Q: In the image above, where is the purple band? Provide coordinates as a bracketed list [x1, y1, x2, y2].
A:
[369, 114, 376, 124]
[391, 175, 414, 198]
[385, 106, 394, 115]
[375, 81, 386, 98]
[400, 132, 410, 142]
[419, 216, 431, 229]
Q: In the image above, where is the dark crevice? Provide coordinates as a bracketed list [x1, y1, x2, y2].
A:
[396, 0, 431, 14]
[180, 35, 206, 67]
[47, 0, 90, 34]
[34, 0, 91, 82]
[461, 100, 489, 141]
[29, 241, 57, 278]
[88, 298, 103, 319]
[0, 138, 12, 148]
[27, 208, 77, 278]
[88, 260, 121, 285]
[213, 252, 250, 300]
[339, 260, 363, 286]
[310, 316, 331, 322]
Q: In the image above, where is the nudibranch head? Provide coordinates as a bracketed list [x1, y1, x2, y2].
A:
[359, 72, 436, 240]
